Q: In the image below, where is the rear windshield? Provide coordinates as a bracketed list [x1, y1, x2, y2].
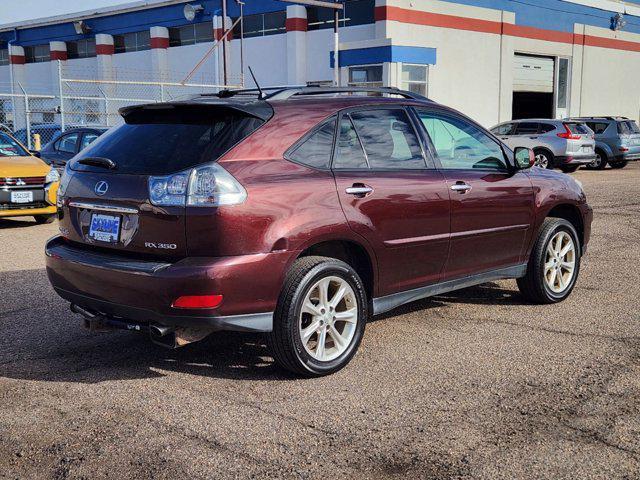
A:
[71, 107, 265, 175]
[618, 120, 640, 134]
[565, 123, 590, 135]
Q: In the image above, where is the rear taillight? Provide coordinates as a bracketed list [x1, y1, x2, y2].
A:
[148, 163, 246, 207]
[557, 124, 581, 140]
[172, 294, 223, 309]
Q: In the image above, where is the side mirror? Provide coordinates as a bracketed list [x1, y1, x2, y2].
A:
[29, 150, 41, 158]
[514, 147, 534, 169]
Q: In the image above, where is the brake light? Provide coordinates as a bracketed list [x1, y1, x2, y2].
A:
[557, 124, 581, 140]
[148, 163, 246, 207]
[172, 295, 223, 309]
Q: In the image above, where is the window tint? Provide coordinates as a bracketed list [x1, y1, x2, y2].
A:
[539, 123, 556, 133]
[491, 123, 515, 136]
[349, 109, 425, 169]
[620, 120, 640, 134]
[288, 118, 335, 169]
[333, 116, 368, 169]
[515, 122, 539, 135]
[80, 132, 100, 150]
[417, 110, 507, 171]
[55, 133, 79, 154]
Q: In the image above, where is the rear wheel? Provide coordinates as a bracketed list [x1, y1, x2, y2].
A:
[586, 149, 607, 170]
[34, 214, 55, 224]
[517, 218, 581, 304]
[269, 256, 368, 376]
[560, 165, 579, 174]
[533, 149, 553, 169]
[610, 161, 628, 169]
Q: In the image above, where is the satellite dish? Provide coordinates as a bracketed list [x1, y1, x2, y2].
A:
[183, 4, 204, 22]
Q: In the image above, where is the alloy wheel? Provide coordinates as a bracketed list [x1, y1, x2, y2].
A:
[299, 276, 358, 362]
[589, 153, 602, 168]
[535, 153, 549, 169]
[544, 231, 576, 294]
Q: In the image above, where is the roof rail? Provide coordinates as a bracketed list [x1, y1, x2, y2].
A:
[265, 86, 429, 101]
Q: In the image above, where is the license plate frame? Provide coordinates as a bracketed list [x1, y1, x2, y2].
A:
[10, 191, 34, 204]
[88, 213, 121, 243]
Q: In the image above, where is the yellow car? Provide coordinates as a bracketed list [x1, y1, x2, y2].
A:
[0, 131, 59, 224]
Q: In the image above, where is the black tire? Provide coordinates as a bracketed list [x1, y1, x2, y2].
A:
[610, 161, 628, 169]
[586, 149, 607, 170]
[269, 256, 368, 377]
[560, 165, 579, 174]
[533, 149, 554, 169]
[34, 214, 55, 224]
[517, 218, 581, 304]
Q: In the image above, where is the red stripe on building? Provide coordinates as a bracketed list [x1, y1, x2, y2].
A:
[214, 28, 233, 41]
[286, 17, 308, 32]
[50, 50, 67, 61]
[9, 55, 25, 65]
[96, 44, 114, 55]
[150, 37, 169, 49]
[375, 5, 640, 52]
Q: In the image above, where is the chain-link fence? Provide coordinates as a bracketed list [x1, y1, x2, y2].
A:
[1, 61, 242, 149]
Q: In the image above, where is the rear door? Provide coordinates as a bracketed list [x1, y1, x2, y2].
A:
[332, 107, 450, 296]
[414, 107, 535, 279]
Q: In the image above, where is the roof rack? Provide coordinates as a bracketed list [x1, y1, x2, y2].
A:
[571, 116, 629, 121]
[210, 85, 429, 101]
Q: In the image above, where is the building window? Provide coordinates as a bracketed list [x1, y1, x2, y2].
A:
[114, 31, 151, 53]
[67, 39, 96, 59]
[348, 65, 383, 87]
[169, 22, 213, 46]
[24, 44, 50, 63]
[401, 64, 428, 96]
[308, 0, 375, 31]
[232, 11, 286, 38]
[0, 49, 8, 66]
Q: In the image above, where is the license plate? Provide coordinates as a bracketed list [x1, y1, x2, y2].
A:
[582, 146, 593, 153]
[10, 191, 33, 204]
[89, 213, 121, 243]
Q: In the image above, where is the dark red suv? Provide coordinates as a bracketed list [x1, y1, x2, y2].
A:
[46, 87, 592, 376]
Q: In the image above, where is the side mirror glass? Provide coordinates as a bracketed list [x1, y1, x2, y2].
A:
[514, 147, 534, 169]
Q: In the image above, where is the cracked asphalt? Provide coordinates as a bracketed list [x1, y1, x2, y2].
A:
[1, 164, 639, 479]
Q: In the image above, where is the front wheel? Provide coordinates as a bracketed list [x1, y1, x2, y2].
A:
[517, 218, 581, 304]
[533, 150, 553, 169]
[269, 256, 368, 376]
[610, 161, 628, 169]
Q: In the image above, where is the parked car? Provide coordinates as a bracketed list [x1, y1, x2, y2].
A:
[0, 131, 60, 223]
[490, 119, 596, 173]
[41, 127, 108, 172]
[13, 123, 61, 149]
[46, 87, 592, 376]
[568, 117, 640, 170]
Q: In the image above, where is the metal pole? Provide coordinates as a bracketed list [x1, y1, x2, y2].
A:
[222, 0, 228, 86]
[57, 60, 65, 132]
[18, 83, 31, 149]
[239, 0, 245, 88]
[333, 1, 340, 86]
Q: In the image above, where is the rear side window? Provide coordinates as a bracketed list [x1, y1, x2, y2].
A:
[287, 117, 336, 169]
[515, 122, 539, 135]
[55, 133, 79, 153]
[348, 109, 425, 170]
[566, 123, 590, 134]
[539, 123, 556, 133]
[72, 107, 265, 175]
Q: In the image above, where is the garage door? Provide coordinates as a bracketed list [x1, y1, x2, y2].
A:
[513, 55, 554, 93]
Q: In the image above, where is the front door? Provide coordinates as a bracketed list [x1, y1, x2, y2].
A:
[414, 108, 535, 280]
[332, 107, 450, 296]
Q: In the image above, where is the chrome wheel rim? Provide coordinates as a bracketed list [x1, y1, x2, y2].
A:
[299, 276, 358, 362]
[535, 153, 549, 168]
[544, 231, 576, 294]
[590, 153, 601, 168]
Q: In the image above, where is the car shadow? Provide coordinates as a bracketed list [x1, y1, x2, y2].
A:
[0, 217, 38, 229]
[0, 269, 527, 385]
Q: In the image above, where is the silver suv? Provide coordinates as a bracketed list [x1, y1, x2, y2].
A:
[490, 119, 596, 172]
[569, 117, 640, 170]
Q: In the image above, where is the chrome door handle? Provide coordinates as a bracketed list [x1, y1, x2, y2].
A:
[450, 182, 472, 194]
[345, 186, 373, 196]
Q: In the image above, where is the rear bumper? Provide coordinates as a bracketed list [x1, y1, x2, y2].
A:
[45, 236, 294, 332]
[614, 152, 640, 162]
[556, 154, 596, 166]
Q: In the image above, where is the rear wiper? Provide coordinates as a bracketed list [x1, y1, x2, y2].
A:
[76, 157, 117, 170]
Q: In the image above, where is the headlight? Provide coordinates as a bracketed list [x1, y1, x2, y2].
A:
[45, 167, 60, 184]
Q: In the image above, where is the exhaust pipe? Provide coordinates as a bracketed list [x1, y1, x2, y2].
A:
[149, 324, 177, 349]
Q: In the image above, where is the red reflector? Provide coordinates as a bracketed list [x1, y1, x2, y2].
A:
[172, 295, 223, 309]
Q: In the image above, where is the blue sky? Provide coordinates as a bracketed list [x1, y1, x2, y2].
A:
[0, 0, 135, 25]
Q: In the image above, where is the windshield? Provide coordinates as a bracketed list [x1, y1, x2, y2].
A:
[0, 132, 29, 157]
[71, 107, 265, 175]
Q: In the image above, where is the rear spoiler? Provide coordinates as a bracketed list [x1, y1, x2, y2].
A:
[119, 99, 274, 122]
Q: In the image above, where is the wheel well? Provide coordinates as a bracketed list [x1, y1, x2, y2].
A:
[594, 146, 608, 159]
[547, 204, 584, 247]
[299, 241, 374, 296]
[533, 147, 554, 159]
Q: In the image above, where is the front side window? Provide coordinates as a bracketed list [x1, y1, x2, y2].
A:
[401, 64, 428, 97]
[586, 122, 608, 135]
[491, 123, 515, 136]
[348, 65, 383, 87]
[349, 109, 425, 169]
[417, 110, 507, 171]
[55, 133, 79, 154]
[288, 118, 336, 169]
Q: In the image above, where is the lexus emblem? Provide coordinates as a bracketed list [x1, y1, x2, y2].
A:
[95, 181, 109, 196]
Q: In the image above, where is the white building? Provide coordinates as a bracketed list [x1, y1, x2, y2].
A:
[2, 0, 640, 135]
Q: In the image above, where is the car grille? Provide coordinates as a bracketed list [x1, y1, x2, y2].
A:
[0, 177, 46, 187]
[0, 201, 49, 210]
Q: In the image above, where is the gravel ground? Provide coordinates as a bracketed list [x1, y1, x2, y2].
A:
[0, 164, 638, 479]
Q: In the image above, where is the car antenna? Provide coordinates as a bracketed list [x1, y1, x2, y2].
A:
[248, 66, 264, 99]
